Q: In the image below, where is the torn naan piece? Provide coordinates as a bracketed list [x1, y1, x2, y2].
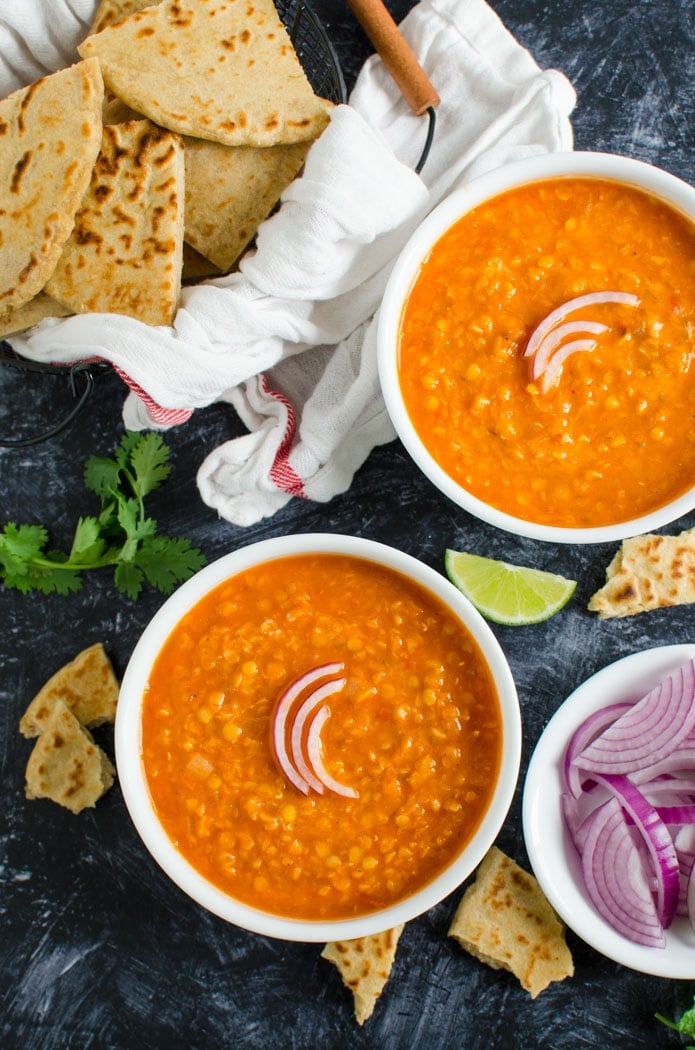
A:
[181, 241, 222, 281]
[78, 0, 333, 147]
[448, 847, 573, 999]
[25, 700, 116, 814]
[45, 119, 185, 326]
[588, 527, 695, 618]
[20, 642, 120, 738]
[90, 0, 158, 35]
[0, 292, 72, 338]
[183, 136, 310, 271]
[0, 59, 104, 314]
[321, 925, 404, 1025]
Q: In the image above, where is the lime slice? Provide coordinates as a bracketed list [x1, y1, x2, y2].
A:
[444, 550, 577, 626]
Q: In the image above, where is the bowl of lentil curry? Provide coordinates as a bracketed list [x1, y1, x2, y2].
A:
[378, 151, 695, 543]
[116, 534, 520, 941]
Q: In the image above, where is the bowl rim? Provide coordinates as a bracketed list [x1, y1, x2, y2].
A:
[377, 149, 695, 545]
[115, 532, 522, 942]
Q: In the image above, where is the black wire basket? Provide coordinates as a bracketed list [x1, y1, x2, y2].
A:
[0, 0, 347, 448]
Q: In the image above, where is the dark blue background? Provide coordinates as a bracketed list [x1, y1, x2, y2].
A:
[1, 1, 694, 1046]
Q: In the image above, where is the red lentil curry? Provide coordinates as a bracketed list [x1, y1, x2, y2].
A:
[141, 553, 502, 920]
[397, 177, 695, 528]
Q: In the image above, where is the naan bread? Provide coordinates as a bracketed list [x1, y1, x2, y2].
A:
[321, 925, 404, 1025]
[0, 59, 104, 314]
[0, 293, 72, 338]
[20, 642, 119, 738]
[588, 528, 695, 618]
[448, 847, 574, 998]
[90, 0, 158, 35]
[183, 136, 309, 271]
[78, 0, 333, 147]
[45, 120, 185, 326]
[181, 242, 222, 281]
[25, 701, 115, 814]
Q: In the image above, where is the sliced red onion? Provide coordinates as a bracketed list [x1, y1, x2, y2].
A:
[540, 339, 599, 392]
[572, 659, 695, 776]
[290, 677, 346, 795]
[590, 772, 680, 927]
[531, 320, 608, 379]
[270, 662, 344, 795]
[687, 864, 695, 932]
[523, 290, 641, 359]
[563, 701, 633, 798]
[581, 797, 666, 948]
[675, 825, 695, 918]
[306, 705, 359, 799]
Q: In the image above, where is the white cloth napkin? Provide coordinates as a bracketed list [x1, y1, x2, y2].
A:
[2, 0, 576, 526]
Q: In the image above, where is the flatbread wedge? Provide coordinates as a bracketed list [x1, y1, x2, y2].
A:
[25, 700, 116, 814]
[321, 925, 404, 1025]
[183, 136, 310, 271]
[588, 527, 695, 618]
[89, 0, 158, 35]
[448, 846, 574, 998]
[0, 58, 104, 314]
[45, 120, 185, 326]
[0, 293, 72, 338]
[78, 0, 333, 147]
[20, 642, 119, 738]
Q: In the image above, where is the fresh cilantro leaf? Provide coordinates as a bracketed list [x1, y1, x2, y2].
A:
[114, 560, 145, 600]
[135, 535, 207, 593]
[656, 997, 695, 1045]
[0, 432, 206, 598]
[84, 454, 121, 498]
[114, 431, 142, 470]
[0, 523, 48, 568]
[128, 432, 171, 499]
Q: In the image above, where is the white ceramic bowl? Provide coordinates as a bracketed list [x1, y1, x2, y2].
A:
[377, 151, 695, 544]
[523, 644, 695, 978]
[116, 533, 521, 942]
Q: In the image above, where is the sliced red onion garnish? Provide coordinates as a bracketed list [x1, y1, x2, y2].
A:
[524, 290, 640, 360]
[580, 798, 666, 948]
[306, 705, 359, 799]
[590, 772, 680, 927]
[560, 658, 695, 947]
[270, 662, 344, 795]
[563, 701, 632, 798]
[269, 662, 358, 799]
[531, 320, 609, 379]
[290, 677, 346, 795]
[572, 659, 695, 776]
[539, 339, 599, 392]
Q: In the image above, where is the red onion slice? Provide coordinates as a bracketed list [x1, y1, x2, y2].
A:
[523, 290, 640, 360]
[270, 662, 344, 795]
[563, 701, 633, 798]
[306, 705, 359, 799]
[539, 339, 599, 392]
[572, 659, 695, 776]
[531, 320, 608, 379]
[581, 797, 666, 948]
[591, 772, 680, 927]
[290, 677, 346, 795]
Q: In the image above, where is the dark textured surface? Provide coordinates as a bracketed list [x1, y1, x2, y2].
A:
[1, 1, 694, 1047]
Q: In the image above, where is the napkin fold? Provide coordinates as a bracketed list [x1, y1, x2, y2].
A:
[4, 0, 576, 526]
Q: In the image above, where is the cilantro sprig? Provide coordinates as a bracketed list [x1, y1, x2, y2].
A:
[0, 432, 206, 599]
[656, 996, 695, 1048]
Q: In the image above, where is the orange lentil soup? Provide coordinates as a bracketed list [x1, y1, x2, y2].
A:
[398, 177, 695, 528]
[141, 553, 502, 920]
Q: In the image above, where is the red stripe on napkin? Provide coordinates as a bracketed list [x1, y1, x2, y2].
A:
[113, 365, 193, 426]
[260, 374, 306, 497]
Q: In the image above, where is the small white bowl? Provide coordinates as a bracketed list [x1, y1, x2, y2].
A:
[523, 644, 695, 978]
[377, 151, 695, 544]
[116, 533, 521, 942]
